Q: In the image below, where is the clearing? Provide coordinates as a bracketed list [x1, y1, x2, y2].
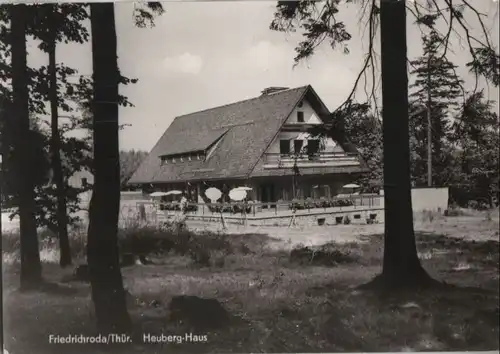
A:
[2, 211, 499, 353]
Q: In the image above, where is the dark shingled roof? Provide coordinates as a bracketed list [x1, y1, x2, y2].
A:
[128, 85, 367, 184]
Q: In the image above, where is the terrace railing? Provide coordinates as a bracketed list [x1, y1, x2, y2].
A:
[146, 194, 383, 218]
[263, 152, 360, 168]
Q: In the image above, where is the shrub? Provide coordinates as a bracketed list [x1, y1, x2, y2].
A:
[1, 232, 20, 254]
[232, 203, 251, 214]
[444, 207, 466, 217]
[289, 242, 358, 266]
[189, 247, 211, 267]
[289, 199, 305, 210]
[332, 199, 354, 207]
[185, 204, 198, 213]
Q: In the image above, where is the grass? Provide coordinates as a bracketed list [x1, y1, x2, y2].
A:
[2, 212, 499, 353]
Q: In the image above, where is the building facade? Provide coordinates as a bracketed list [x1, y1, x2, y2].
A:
[128, 85, 369, 204]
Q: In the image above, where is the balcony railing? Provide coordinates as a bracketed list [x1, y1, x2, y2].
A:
[263, 152, 360, 168]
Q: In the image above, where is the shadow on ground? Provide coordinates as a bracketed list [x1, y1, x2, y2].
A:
[3, 224, 499, 353]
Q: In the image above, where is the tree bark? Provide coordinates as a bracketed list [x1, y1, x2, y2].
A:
[47, 17, 72, 267]
[11, 4, 42, 289]
[87, 2, 131, 332]
[376, 0, 433, 289]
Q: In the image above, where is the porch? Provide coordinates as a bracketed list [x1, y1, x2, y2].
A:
[251, 174, 355, 205]
[142, 173, 360, 207]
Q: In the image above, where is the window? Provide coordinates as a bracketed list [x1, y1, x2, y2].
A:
[293, 140, 303, 154]
[298, 101, 303, 108]
[81, 178, 88, 187]
[307, 139, 320, 157]
[188, 155, 192, 161]
[180, 156, 184, 162]
[172, 157, 176, 163]
[279, 140, 290, 155]
[297, 111, 304, 123]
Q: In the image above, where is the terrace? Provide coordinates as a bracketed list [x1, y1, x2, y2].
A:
[122, 194, 384, 226]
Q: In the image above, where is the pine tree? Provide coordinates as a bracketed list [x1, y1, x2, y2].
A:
[452, 91, 499, 207]
[269, 0, 498, 289]
[409, 30, 463, 187]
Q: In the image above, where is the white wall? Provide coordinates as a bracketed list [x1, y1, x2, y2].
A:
[266, 98, 344, 154]
[287, 99, 322, 124]
[380, 187, 449, 212]
[68, 169, 94, 189]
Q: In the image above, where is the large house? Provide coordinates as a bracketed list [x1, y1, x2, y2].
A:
[128, 85, 369, 204]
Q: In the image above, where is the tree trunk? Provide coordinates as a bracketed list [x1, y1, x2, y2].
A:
[87, 2, 131, 332]
[375, 0, 433, 289]
[11, 4, 42, 289]
[47, 18, 72, 267]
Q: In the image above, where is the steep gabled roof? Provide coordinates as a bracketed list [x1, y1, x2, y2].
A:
[128, 85, 363, 184]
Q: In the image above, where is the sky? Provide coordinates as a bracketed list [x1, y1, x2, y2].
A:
[26, 0, 500, 152]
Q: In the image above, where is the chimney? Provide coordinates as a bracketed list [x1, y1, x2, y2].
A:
[260, 86, 289, 96]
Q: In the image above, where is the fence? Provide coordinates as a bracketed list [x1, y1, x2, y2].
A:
[119, 194, 383, 224]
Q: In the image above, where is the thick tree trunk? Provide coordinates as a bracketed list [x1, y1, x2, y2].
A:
[11, 4, 42, 289]
[87, 3, 131, 332]
[47, 22, 72, 268]
[375, 0, 433, 289]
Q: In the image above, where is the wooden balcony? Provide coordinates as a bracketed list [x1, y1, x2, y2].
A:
[280, 123, 320, 132]
[263, 152, 361, 169]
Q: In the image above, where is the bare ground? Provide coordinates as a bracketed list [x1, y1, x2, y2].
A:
[2, 212, 499, 354]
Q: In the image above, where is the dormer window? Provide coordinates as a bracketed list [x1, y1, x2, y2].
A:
[160, 150, 207, 165]
[297, 111, 304, 123]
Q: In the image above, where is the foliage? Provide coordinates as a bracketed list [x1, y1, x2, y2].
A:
[450, 90, 499, 206]
[270, 1, 353, 64]
[309, 101, 383, 191]
[0, 4, 140, 232]
[337, 102, 382, 190]
[270, 0, 499, 202]
[133, 2, 165, 28]
[119, 149, 148, 188]
[408, 30, 464, 187]
[270, 0, 499, 108]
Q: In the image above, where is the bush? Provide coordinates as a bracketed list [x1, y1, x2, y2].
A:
[288, 198, 354, 210]
[2, 229, 87, 261]
[185, 204, 198, 212]
[289, 199, 305, 210]
[289, 243, 358, 266]
[232, 203, 251, 214]
[444, 207, 466, 217]
[2, 223, 268, 268]
[332, 199, 354, 207]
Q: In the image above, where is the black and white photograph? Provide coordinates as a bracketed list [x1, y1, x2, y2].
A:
[0, 0, 499, 353]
